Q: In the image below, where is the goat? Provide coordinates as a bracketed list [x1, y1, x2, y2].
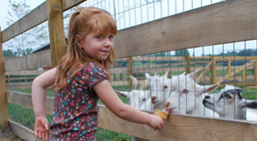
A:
[116, 75, 150, 110]
[165, 70, 220, 117]
[141, 71, 171, 111]
[203, 85, 257, 120]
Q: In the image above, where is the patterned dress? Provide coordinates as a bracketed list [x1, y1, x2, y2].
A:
[49, 62, 108, 141]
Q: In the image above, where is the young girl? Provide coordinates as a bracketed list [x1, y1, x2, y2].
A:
[32, 7, 164, 140]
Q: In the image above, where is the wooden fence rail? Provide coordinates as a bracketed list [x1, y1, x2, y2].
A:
[6, 91, 257, 141]
[1, 0, 257, 140]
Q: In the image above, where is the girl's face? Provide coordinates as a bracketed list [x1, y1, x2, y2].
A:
[78, 32, 114, 61]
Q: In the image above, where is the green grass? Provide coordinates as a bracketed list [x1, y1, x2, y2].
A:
[7, 89, 130, 140]
[7, 103, 131, 140]
[8, 103, 52, 130]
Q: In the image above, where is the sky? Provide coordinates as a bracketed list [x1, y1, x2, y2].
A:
[0, 0, 256, 56]
[0, 0, 45, 30]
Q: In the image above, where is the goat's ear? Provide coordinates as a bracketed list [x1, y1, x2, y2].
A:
[130, 75, 138, 89]
[116, 91, 130, 98]
[199, 83, 220, 95]
[181, 89, 189, 94]
[189, 69, 202, 80]
[140, 79, 149, 90]
[246, 101, 257, 109]
[163, 71, 170, 78]
[145, 73, 151, 80]
[238, 100, 257, 109]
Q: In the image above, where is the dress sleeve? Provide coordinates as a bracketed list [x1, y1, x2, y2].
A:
[81, 62, 109, 91]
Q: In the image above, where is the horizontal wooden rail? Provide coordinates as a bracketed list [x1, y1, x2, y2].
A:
[4, 50, 51, 71]
[2, 0, 87, 43]
[6, 91, 257, 141]
[114, 0, 257, 58]
[9, 120, 40, 141]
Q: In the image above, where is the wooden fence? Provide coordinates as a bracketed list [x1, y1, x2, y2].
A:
[4, 55, 257, 89]
[1, 0, 257, 140]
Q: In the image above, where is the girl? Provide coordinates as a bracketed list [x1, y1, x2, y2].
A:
[32, 7, 164, 141]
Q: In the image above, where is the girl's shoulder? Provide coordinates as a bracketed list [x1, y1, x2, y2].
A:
[81, 62, 107, 74]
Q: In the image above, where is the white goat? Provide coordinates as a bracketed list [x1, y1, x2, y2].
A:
[116, 75, 150, 110]
[165, 70, 220, 117]
[140, 71, 172, 111]
[203, 85, 257, 120]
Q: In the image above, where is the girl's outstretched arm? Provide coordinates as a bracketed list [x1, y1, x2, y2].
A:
[32, 68, 56, 140]
[93, 80, 164, 131]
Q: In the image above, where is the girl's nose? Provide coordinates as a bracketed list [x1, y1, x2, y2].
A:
[104, 38, 113, 46]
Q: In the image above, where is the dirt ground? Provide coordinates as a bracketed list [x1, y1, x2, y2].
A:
[0, 127, 24, 141]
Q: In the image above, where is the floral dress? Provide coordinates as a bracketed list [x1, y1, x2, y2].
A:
[49, 62, 108, 141]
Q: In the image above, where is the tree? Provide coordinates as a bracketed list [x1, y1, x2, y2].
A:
[3, 49, 16, 57]
[5, 0, 48, 56]
[175, 49, 189, 56]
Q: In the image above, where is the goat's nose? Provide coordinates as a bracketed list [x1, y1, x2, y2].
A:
[205, 95, 210, 99]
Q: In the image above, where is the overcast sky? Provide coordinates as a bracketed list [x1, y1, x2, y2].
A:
[0, 0, 45, 30]
[0, 0, 256, 56]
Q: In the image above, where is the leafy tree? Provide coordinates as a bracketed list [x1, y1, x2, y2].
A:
[175, 49, 189, 56]
[3, 49, 16, 57]
[3, 48, 33, 57]
[5, 0, 48, 56]
[237, 49, 256, 56]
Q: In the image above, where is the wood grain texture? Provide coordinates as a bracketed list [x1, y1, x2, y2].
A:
[2, 0, 87, 43]
[9, 120, 40, 141]
[113, 0, 257, 58]
[0, 27, 9, 130]
[6, 91, 257, 141]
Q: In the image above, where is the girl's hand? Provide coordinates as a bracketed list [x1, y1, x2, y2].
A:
[148, 115, 164, 131]
[34, 116, 49, 140]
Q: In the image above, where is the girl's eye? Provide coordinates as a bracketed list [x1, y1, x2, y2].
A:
[97, 36, 103, 39]
[108, 35, 113, 40]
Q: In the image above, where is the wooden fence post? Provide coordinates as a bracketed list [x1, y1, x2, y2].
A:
[210, 55, 216, 84]
[242, 68, 246, 85]
[254, 62, 257, 82]
[227, 59, 231, 74]
[46, 0, 66, 67]
[186, 55, 190, 74]
[0, 27, 9, 130]
[128, 57, 133, 90]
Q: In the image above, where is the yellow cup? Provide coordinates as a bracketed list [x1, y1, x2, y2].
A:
[154, 109, 169, 120]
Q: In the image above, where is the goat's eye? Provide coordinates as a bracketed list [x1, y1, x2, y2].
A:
[142, 98, 146, 102]
[163, 85, 168, 89]
[225, 94, 232, 99]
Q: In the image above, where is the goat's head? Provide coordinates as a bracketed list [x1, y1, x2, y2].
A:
[116, 75, 150, 109]
[145, 71, 171, 105]
[202, 85, 257, 119]
[165, 81, 219, 114]
[171, 69, 202, 92]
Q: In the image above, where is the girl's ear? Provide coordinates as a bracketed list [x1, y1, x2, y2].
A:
[76, 35, 82, 48]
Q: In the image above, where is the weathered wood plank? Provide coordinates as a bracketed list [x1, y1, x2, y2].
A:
[0, 27, 9, 130]
[113, 0, 257, 58]
[47, 0, 66, 67]
[2, 0, 87, 43]
[98, 106, 257, 141]
[4, 50, 51, 71]
[9, 120, 40, 141]
[7, 91, 257, 140]
[5, 70, 46, 75]
[6, 83, 32, 90]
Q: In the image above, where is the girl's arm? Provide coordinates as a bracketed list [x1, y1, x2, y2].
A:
[93, 80, 164, 131]
[32, 68, 56, 117]
[32, 67, 56, 140]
